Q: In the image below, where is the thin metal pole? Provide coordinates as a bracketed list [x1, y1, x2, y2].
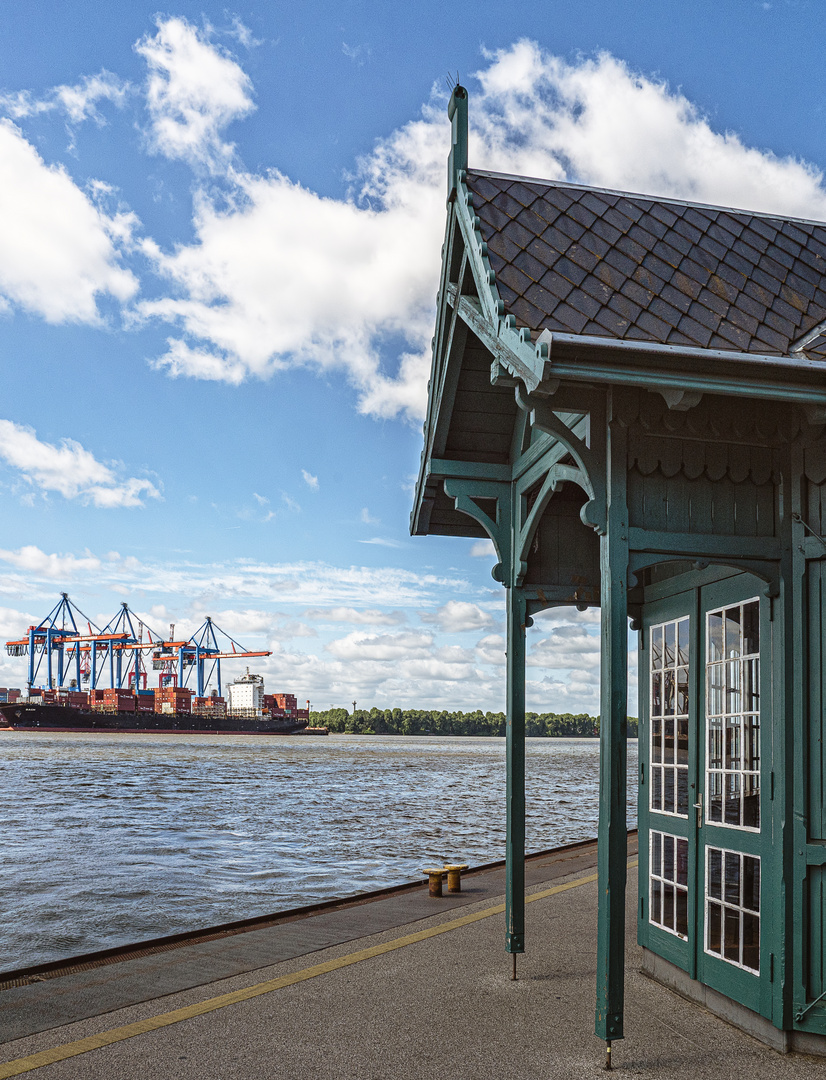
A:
[505, 585, 526, 965]
[595, 400, 629, 1049]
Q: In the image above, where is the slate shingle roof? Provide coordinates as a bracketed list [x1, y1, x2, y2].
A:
[467, 170, 826, 357]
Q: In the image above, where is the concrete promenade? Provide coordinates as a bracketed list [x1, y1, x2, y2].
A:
[0, 837, 823, 1078]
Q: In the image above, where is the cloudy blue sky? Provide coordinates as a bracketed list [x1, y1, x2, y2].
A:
[0, 0, 824, 712]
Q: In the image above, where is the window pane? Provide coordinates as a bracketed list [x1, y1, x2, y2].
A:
[652, 766, 662, 810]
[726, 660, 741, 713]
[742, 601, 759, 656]
[664, 670, 675, 716]
[708, 902, 722, 953]
[742, 912, 760, 972]
[651, 878, 662, 924]
[725, 717, 741, 770]
[677, 667, 689, 715]
[652, 625, 663, 670]
[651, 832, 662, 876]
[724, 908, 740, 962]
[652, 672, 662, 717]
[664, 883, 675, 929]
[725, 607, 741, 658]
[708, 849, 722, 899]
[676, 888, 688, 938]
[724, 852, 741, 906]
[677, 717, 689, 766]
[709, 612, 724, 663]
[663, 834, 675, 881]
[725, 774, 742, 827]
[677, 769, 689, 816]
[664, 622, 675, 667]
[664, 717, 675, 764]
[744, 658, 759, 712]
[742, 775, 760, 829]
[676, 838, 689, 886]
[678, 618, 690, 666]
[708, 717, 723, 770]
[652, 717, 662, 763]
[743, 856, 760, 913]
[663, 769, 676, 813]
[708, 664, 724, 716]
[708, 771, 723, 823]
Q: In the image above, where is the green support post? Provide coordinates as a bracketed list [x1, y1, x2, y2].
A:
[505, 584, 527, 962]
[595, 405, 629, 1050]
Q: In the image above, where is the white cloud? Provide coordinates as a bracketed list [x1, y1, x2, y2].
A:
[225, 16, 262, 50]
[476, 633, 506, 667]
[470, 539, 496, 558]
[135, 16, 255, 172]
[527, 622, 601, 671]
[0, 544, 620, 711]
[0, 420, 161, 508]
[359, 537, 404, 548]
[471, 42, 826, 218]
[0, 71, 130, 125]
[252, 492, 269, 505]
[303, 607, 406, 625]
[325, 629, 434, 662]
[421, 600, 495, 633]
[0, 547, 468, 610]
[342, 43, 371, 66]
[0, 546, 103, 580]
[138, 40, 826, 425]
[360, 507, 379, 524]
[0, 120, 137, 322]
[302, 469, 319, 491]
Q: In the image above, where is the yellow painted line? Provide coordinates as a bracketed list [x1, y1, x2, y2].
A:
[0, 858, 636, 1077]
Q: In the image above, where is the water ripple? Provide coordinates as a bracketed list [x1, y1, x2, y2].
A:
[0, 732, 637, 969]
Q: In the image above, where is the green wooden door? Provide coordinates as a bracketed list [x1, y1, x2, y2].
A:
[695, 576, 773, 1019]
[639, 571, 774, 1023]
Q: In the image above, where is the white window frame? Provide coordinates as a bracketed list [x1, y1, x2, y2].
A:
[703, 845, 760, 974]
[649, 616, 690, 819]
[704, 597, 761, 834]
[649, 829, 689, 940]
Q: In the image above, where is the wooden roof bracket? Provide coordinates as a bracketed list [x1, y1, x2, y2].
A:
[442, 477, 513, 584]
[514, 383, 607, 539]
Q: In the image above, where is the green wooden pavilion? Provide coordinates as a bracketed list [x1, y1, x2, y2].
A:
[411, 85, 826, 1057]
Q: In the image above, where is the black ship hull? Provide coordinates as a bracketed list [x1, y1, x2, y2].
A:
[0, 702, 309, 735]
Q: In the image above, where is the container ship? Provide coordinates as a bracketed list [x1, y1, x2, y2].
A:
[0, 597, 321, 735]
[0, 671, 310, 735]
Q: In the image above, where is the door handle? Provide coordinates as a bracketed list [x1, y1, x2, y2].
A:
[693, 795, 703, 829]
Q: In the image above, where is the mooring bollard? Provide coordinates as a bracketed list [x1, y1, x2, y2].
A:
[421, 868, 446, 897]
[444, 863, 468, 893]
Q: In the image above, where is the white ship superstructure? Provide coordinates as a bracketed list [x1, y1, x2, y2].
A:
[227, 669, 265, 717]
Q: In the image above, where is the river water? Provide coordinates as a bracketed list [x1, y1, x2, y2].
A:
[0, 732, 638, 971]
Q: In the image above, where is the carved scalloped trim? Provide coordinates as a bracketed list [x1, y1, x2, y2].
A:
[805, 441, 826, 485]
[628, 432, 778, 486]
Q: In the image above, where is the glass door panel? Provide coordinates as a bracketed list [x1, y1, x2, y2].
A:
[697, 579, 769, 1017]
[640, 604, 693, 973]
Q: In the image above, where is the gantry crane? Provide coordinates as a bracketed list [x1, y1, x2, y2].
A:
[5, 595, 271, 695]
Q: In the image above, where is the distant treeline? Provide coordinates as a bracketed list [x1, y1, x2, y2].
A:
[309, 707, 639, 739]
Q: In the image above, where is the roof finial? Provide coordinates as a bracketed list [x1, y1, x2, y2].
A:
[447, 82, 467, 205]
